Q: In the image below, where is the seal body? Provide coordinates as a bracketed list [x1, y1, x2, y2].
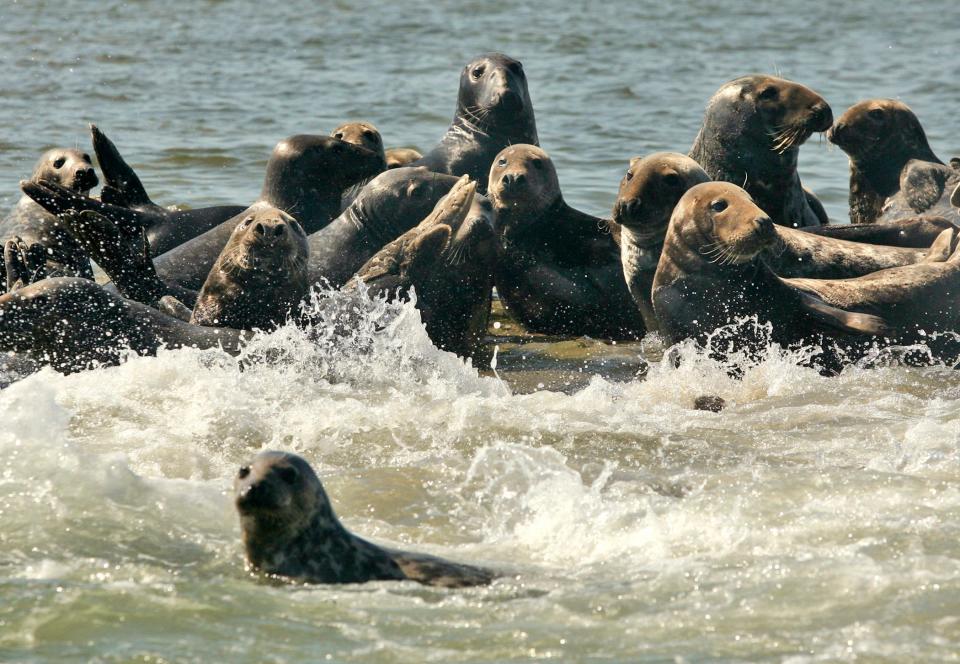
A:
[689, 74, 832, 228]
[330, 122, 389, 212]
[148, 135, 384, 291]
[414, 53, 538, 194]
[192, 208, 309, 330]
[614, 153, 710, 333]
[235, 451, 494, 588]
[652, 182, 886, 370]
[828, 99, 951, 224]
[0, 148, 98, 280]
[354, 176, 497, 358]
[307, 167, 461, 288]
[490, 145, 645, 339]
[0, 277, 247, 374]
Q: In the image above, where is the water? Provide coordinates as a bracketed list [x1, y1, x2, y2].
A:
[2, 0, 960, 661]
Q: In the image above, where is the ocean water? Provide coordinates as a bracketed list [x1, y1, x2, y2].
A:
[2, 0, 960, 661]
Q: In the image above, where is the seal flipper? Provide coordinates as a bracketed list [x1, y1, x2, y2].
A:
[389, 549, 495, 588]
[91, 124, 156, 210]
[951, 181, 960, 208]
[3, 237, 44, 292]
[900, 160, 951, 214]
[924, 229, 955, 263]
[21, 177, 149, 234]
[793, 288, 890, 336]
[158, 295, 194, 322]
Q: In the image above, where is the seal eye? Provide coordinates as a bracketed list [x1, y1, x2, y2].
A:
[758, 86, 778, 101]
[362, 130, 379, 143]
[82, 153, 92, 163]
[333, 132, 343, 140]
[53, 157, 66, 169]
[408, 183, 424, 198]
[509, 62, 523, 75]
[278, 466, 298, 485]
[238, 466, 250, 479]
[624, 170, 634, 182]
[710, 199, 728, 213]
[868, 108, 885, 121]
[241, 216, 254, 227]
[471, 66, 485, 80]
[531, 158, 544, 171]
[497, 158, 507, 167]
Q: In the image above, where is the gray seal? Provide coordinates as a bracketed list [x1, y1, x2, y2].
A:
[235, 450, 494, 588]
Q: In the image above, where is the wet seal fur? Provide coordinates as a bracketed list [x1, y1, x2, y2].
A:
[414, 53, 538, 194]
[192, 207, 309, 330]
[490, 144, 645, 338]
[689, 74, 832, 228]
[352, 176, 497, 359]
[828, 99, 957, 224]
[0, 148, 98, 281]
[652, 182, 888, 370]
[235, 450, 494, 588]
[0, 277, 247, 374]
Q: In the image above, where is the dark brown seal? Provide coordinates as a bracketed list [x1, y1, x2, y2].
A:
[331, 121, 386, 162]
[0, 277, 247, 374]
[689, 74, 833, 228]
[0, 148, 98, 280]
[353, 176, 497, 359]
[489, 144, 645, 339]
[192, 207, 309, 330]
[235, 450, 494, 588]
[827, 99, 952, 224]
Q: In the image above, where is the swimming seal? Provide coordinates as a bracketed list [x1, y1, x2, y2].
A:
[353, 176, 497, 358]
[90, 125, 248, 254]
[414, 53, 538, 194]
[307, 167, 461, 288]
[652, 182, 887, 369]
[689, 74, 832, 228]
[385, 148, 423, 169]
[489, 144, 645, 338]
[0, 277, 247, 374]
[827, 99, 955, 224]
[614, 153, 711, 333]
[192, 208, 309, 330]
[235, 450, 494, 588]
[0, 148, 98, 280]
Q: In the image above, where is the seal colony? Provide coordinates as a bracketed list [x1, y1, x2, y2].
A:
[4, 52, 960, 587]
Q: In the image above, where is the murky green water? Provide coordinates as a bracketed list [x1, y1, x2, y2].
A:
[2, 1, 960, 661]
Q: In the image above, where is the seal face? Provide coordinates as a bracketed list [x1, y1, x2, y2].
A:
[0, 148, 98, 281]
[689, 74, 832, 228]
[489, 144, 645, 339]
[234, 451, 494, 587]
[191, 207, 309, 330]
[613, 153, 710, 332]
[331, 121, 386, 162]
[354, 176, 497, 358]
[414, 53, 539, 193]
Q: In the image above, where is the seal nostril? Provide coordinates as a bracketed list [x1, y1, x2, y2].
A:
[274, 224, 285, 236]
[254, 222, 266, 236]
[514, 173, 526, 186]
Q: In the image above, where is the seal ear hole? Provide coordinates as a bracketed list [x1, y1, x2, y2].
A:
[868, 108, 885, 121]
[758, 86, 778, 101]
[710, 199, 728, 213]
[278, 466, 298, 485]
[238, 466, 250, 479]
[471, 65, 486, 80]
[52, 157, 66, 169]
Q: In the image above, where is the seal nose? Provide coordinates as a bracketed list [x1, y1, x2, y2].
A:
[74, 167, 98, 190]
[495, 90, 523, 112]
[755, 215, 774, 235]
[809, 103, 833, 132]
[501, 172, 526, 192]
[827, 121, 845, 144]
[615, 198, 642, 221]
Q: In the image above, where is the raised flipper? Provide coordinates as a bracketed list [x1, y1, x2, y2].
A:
[3, 237, 46, 292]
[91, 124, 157, 210]
[389, 549, 495, 588]
[924, 229, 955, 263]
[794, 289, 890, 336]
[158, 295, 194, 322]
[59, 209, 169, 305]
[21, 178, 149, 233]
[900, 160, 952, 214]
